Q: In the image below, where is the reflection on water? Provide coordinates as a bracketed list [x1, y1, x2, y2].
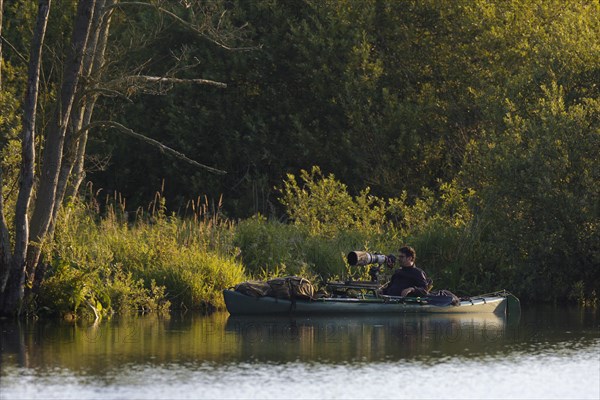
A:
[1, 306, 598, 399]
[2, 312, 519, 367]
[223, 313, 516, 362]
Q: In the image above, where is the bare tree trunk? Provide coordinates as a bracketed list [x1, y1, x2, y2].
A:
[66, 2, 116, 201]
[35, 1, 111, 294]
[25, 0, 95, 288]
[0, 0, 51, 316]
[65, 113, 90, 201]
[53, 0, 106, 210]
[56, 0, 112, 209]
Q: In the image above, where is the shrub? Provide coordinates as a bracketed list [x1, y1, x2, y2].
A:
[44, 196, 244, 318]
[277, 166, 387, 237]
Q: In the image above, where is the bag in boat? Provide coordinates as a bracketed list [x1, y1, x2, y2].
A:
[234, 281, 271, 298]
[427, 289, 461, 306]
[267, 276, 315, 300]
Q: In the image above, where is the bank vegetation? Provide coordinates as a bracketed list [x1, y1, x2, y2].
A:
[1, 1, 598, 318]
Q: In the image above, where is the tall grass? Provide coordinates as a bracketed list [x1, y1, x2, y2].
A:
[40, 170, 476, 318]
[40, 193, 245, 318]
[42, 188, 401, 319]
[233, 215, 397, 283]
[40, 167, 594, 319]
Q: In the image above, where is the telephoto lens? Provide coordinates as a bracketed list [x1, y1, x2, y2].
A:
[347, 251, 388, 266]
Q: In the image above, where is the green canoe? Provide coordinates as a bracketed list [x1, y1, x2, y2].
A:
[223, 289, 520, 316]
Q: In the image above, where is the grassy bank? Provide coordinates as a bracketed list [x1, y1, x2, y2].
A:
[38, 168, 597, 319]
[38, 195, 245, 318]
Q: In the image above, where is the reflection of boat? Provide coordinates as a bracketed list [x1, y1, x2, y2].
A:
[223, 313, 514, 361]
[225, 313, 508, 334]
[223, 289, 520, 316]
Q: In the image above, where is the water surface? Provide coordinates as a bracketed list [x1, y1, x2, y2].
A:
[1, 305, 598, 399]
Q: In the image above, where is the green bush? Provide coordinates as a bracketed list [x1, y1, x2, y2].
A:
[43, 196, 244, 318]
[277, 166, 387, 237]
[234, 215, 307, 277]
[41, 137, 598, 318]
[460, 83, 600, 301]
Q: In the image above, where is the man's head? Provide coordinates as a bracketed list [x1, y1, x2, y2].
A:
[398, 245, 416, 267]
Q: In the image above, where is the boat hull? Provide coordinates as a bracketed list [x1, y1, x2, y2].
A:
[223, 289, 510, 316]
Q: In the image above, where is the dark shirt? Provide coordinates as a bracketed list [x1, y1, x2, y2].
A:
[384, 265, 429, 296]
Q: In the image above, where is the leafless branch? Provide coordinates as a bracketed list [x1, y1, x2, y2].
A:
[82, 87, 135, 101]
[81, 120, 227, 175]
[0, 34, 28, 64]
[119, 75, 227, 87]
[104, 74, 227, 96]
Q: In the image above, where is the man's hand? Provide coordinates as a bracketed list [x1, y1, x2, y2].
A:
[401, 287, 415, 297]
[386, 254, 396, 267]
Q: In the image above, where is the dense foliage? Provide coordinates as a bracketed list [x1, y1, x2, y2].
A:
[86, 0, 599, 215]
[1, 0, 598, 317]
[39, 193, 245, 318]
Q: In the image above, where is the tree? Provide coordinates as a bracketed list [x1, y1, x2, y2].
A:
[0, 0, 239, 316]
[0, 0, 52, 315]
[25, 0, 96, 299]
[461, 83, 600, 300]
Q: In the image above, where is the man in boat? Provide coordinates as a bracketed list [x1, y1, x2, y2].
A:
[381, 246, 431, 297]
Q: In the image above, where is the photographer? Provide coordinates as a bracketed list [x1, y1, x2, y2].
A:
[382, 246, 431, 297]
